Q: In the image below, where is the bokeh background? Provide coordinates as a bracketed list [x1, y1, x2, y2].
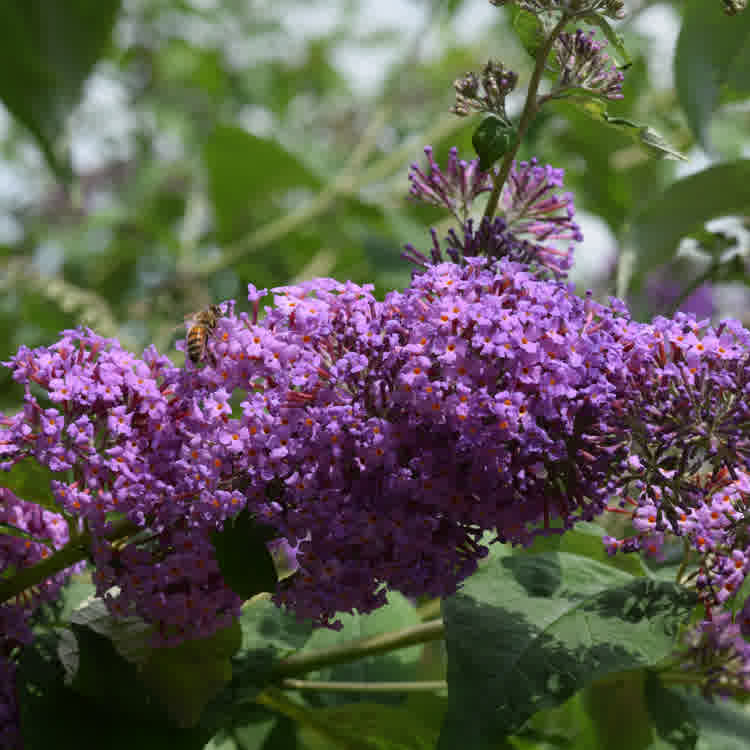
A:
[0, 0, 748, 415]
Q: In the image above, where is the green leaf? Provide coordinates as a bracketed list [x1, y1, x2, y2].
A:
[68, 595, 154, 665]
[305, 591, 423, 707]
[584, 671, 655, 750]
[681, 690, 750, 748]
[17, 632, 213, 750]
[573, 103, 686, 161]
[57, 573, 96, 621]
[203, 125, 323, 243]
[139, 619, 243, 728]
[726, 31, 750, 95]
[205, 594, 314, 724]
[582, 14, 630, 66]
[211, 509, 279, 600]
[600, 113, 687, 160]
[0, 0, 122, 178]
[627, 160, 750, 287]
[472, 116, 517, 171]
[637, 127, 688, 162]
[675, 0, 750, 147]
[509, 6, 544, 60]
[438, 546, 697, 748]
[644, 673, 698, 750]
[556, 523, 650, 578]
[1, 459, 62, 512]
[59, 623, 160, 720]
[298, 702, 441, 750]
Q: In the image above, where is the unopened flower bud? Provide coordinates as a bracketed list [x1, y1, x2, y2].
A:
[723, 0, 747, 14]
[451, 61, 517, 120]
[554, 29, 625, 100]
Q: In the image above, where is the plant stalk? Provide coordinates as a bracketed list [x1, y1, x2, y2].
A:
[483, 13, 571, 221]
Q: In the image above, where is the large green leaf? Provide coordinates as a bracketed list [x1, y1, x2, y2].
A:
[203, 594, 315, 726]
[139, 619, 243, 728]
[438, 545, 697, 748]
[0, 0, 122, 177]
[675, 0, 750, 147]
[298, 702, 441, 750]
[644, 672, 698, 750]
[17, 632, 213, 750]
[528, 522, 650, 579]
[1, 459, 63, 513]
[627, 160, 750, 287]
[203, 125, 323, 243]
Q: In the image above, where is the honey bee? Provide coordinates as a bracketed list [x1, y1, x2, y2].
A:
[186, 304, 221, 364]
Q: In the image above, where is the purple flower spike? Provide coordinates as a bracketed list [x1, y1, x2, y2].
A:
[554, 30, 625, 101]
[499, 158, 583, 275]
[408, 146, 494, 221]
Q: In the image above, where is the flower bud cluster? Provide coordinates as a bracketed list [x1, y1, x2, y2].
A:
[408, 146, 494, 222]
[499, 158, 582, 275]
[407, 151, 582, 278]
[451, 61, 518, 120]
[722, 0, 747, 15]
[553, 30, 625, 101]
[488, 0, 625, 20]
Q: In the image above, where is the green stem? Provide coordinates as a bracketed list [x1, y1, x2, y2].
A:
[0, 516, 137, 605]
[270, 619, 445, 679]
[675, 537, 691, 585]
[658, 672, 708, 686]
[280, 678, 447, 693]
[482, 13, 571, 222]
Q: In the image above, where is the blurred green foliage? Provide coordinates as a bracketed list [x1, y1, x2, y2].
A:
[0, 0, 748, 399]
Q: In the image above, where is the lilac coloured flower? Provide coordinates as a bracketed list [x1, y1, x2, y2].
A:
[406, 151, 582, 278]
[408, 146, 494, 221]
[553, 30, 625, 101]
[0, 488, 74, 643]
[681, 612, 750, 696]
[498, 159, 582, 276]
[596, 309, 750, 683]
[0, 488, 77, 747]
[0, 328, 245, 646]
[170, 258, 640, 628]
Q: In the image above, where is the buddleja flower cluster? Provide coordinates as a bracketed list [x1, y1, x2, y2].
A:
[173, 259, 646, 626]
[0, 489, 74, 748]
[4, 145, 750, 735]
[1, 333, 245, 646]
[600, 312, 750, 695]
